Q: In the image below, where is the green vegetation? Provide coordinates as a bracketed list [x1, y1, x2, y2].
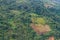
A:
[31, 17, 46, 24]
[0, 0, 60, 40]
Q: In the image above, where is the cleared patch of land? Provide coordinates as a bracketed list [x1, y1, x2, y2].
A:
[30, 23, 51, 34]
[47, 36, 54, 40]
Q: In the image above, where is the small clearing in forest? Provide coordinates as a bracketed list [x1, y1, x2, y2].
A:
[30, 23, 51, 34]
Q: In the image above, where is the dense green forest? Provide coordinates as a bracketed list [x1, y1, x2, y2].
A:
[0, 0, 60, 40]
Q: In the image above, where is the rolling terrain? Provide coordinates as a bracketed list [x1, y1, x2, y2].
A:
[0, 0, 60, 40]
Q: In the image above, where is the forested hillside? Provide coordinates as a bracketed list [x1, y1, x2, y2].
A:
[0, 0, 60, 40]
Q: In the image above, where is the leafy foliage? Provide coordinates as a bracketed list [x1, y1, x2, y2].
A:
[0, 0, 60, 40]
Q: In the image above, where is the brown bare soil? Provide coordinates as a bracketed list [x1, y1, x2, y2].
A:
[30, 23, 51, 34]
[48, 36, 54, 40]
